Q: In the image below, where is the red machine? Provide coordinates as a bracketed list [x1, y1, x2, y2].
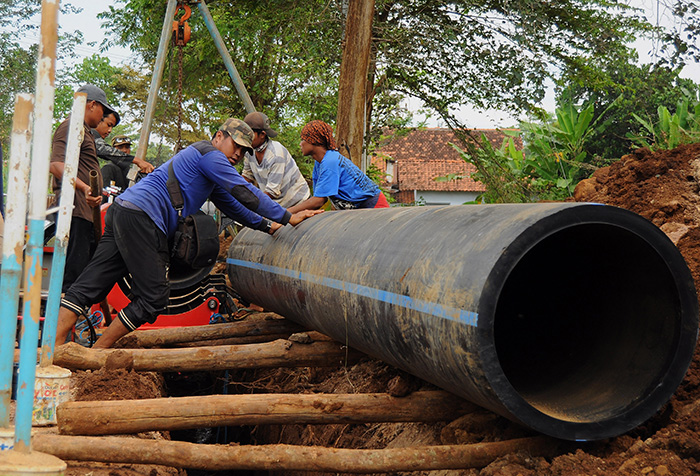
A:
[87, 203, 238, 330]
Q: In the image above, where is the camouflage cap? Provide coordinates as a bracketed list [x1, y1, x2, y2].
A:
[112, 134, 131, 147]
[220, 118, 254, 154]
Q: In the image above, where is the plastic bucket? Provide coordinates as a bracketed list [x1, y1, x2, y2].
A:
[0, 427, 13, 451]
[32, 366, 71, 426]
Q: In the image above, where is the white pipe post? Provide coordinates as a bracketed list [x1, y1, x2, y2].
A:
[14, 0, 59, 452]
[0, 94, 34, 430]
[39, 92, 87, 367]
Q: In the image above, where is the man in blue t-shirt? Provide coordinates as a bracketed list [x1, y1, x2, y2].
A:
[288, 120, 389, 213]
[54, 118, 322, 348]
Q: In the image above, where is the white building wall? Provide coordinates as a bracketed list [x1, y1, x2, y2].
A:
[415, 190, 480, 205]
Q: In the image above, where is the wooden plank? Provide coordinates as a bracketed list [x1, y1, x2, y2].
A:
[53, 340, 362, 372]
[33, 434, 559, 472]
[57, 391, 477, 435]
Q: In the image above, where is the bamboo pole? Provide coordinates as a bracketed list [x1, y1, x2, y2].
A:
[57, 391, 476, 435]
[53, 339, 362, 372]
[115, 314, 305, 348]
[33, 434, 559, 472]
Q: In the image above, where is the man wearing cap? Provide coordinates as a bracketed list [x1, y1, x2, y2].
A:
[54, 118, 322, 348]
[91, 112, 154, 193]
[241, 112, 310, 208]
[112, 135, 132, 154]
[49, 84, 117, 293]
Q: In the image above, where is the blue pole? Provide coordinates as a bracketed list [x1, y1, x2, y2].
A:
[14, 218, 45, 447]
[39, 92, 87, 367]
[0, 94, 33, 429]
[0, 143, 4, 217]
[12, 0, 59, 452]
[197, 0, 256, 114]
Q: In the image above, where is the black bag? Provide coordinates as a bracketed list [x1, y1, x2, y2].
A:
[172, 211, 220, 268]
[167, 161, 219, 269]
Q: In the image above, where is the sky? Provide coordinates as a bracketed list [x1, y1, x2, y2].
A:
[27, 0, 700, 128]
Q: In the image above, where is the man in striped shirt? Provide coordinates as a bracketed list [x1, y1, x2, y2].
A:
[241, 112, 310, 208]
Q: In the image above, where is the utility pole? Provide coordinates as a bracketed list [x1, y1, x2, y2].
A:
[335, 0, 375, 169]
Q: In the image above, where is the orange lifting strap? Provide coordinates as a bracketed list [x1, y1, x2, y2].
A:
[172, 4, 191, 46]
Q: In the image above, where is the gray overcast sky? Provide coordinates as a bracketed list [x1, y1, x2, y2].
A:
[52, 0, 700, 127]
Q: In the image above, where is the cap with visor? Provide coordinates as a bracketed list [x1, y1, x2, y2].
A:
[77, 84, 117, 119]
[112, 135, 132, 147]
[243, 112, 278, 138]
[219, 118, 254, 155]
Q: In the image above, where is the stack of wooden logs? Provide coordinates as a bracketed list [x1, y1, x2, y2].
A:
[37, 313, 560, 473]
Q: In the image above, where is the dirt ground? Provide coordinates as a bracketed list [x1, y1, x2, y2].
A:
[62, 143, 700, 475]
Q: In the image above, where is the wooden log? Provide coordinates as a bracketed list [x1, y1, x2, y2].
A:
[53, 339, 362, 372]
[33, 434, 559, 472]
[115, 314, 305, 348]
[57, 391, 477, 435]
[174, 330, 335, 348]
[173, 333, 300, 347]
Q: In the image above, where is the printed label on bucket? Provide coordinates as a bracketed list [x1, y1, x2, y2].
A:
[33, 377, 70, 426]
[0, 427, 14, 451]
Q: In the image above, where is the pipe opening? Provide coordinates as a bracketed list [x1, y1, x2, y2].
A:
[494, 223, 682, 423]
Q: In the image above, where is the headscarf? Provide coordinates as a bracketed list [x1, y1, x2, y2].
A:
[300, 120, 338, 151]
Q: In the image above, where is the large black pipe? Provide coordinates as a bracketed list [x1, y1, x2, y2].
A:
[226, 203, 698, 441]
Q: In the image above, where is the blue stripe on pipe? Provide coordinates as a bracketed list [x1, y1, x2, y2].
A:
[227, 258, 478, 327]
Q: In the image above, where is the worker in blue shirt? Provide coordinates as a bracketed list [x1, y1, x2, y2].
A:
[55, 118, 322, 348]
[288, 120, 389, 213]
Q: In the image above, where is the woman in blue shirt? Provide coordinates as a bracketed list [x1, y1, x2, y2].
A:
[288, 120, 389, 213]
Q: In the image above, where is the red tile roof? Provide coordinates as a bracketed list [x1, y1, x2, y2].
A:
[396, 159, 484, 192]
[372, 128, 522, 195]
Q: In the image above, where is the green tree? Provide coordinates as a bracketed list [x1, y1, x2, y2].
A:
[652, 0, 700, 67]
[0, 44, 37, 148]
[100, 0, 343, 147]
[99, 1, 653, 146]
[367, 0, 648, 131]
[0, 0, 83, 148]
[628, 95, 700, 150]
[557, 61, 700, 163]
[54, 54, 128, 122]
